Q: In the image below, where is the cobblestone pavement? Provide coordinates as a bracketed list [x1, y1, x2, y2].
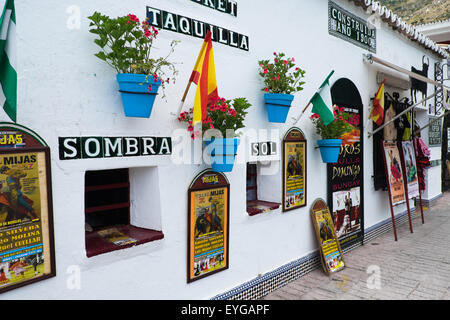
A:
[263, 193, 450, 300]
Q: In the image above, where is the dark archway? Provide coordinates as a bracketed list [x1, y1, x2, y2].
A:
[327, 78, 364, 249]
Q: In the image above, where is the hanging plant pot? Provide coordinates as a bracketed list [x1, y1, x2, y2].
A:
[116, 74, 162, 118]
[317, 139, 342, 163]
[264, 93, 294, 123]
[204, 138, 240, 172]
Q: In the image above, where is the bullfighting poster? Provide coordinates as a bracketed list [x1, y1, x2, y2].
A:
[400, 141, 420, 199]
[187, 170, 229, 283]
[310, 199, 345, 275]
[382, 141, 406, 206]
[282, 128, 307, 212]
[0, 148, 55, 293]
[327, 104, 364, 249]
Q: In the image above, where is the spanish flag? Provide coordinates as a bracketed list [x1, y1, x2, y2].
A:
[191, 31, 218, 126]
[370, 80, 385, 126]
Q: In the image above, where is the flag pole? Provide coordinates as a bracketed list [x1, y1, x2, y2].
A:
[171, 79, 193, 116]
[292, 101, 311, 125]
[172, 31, 211, 117]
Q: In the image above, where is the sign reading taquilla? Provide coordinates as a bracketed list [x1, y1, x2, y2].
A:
[328, 1, 376, 53]
[147, 7, 249, 51]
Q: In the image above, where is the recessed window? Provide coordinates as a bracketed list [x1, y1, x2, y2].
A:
[246, 163, 280, 216]
[85, 168, 164, 257]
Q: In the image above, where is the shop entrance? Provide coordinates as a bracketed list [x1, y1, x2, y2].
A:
[327, 78, 364, 249]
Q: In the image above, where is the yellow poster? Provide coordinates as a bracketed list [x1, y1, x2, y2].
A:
[0, 151, 50, 290]
[284, 141, 306, 211]
[314, 209, 345, 273]
[189, 187, 228, 281]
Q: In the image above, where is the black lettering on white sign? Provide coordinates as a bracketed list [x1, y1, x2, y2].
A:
[251, 142, 277, 157]
[147, 6, 249, 51]
[59, 136, 172, 160]
[191, 0, 237, 17]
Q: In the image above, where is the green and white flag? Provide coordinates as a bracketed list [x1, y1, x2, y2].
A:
[310, 70, 335, 126]
[0, 0, 16, 122]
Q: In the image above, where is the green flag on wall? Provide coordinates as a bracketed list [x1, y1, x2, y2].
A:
[0, 0, 16, 122]
[310, 70, 335, 126]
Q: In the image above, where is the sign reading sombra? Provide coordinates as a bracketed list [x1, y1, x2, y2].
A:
[328, 1, 376, 53]
[59, 136, 172, 160]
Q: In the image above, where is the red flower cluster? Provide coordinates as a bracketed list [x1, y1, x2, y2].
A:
[208, 97, 237, 117]
[141, 20, 159, 38]
[127, 14, 139, 23]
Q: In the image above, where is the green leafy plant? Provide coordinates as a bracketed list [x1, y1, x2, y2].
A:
[88, 12, 179, 97]
[310, 106, 356, 140]
[258, 52, 306, 94]
[178, 97, 251, 139]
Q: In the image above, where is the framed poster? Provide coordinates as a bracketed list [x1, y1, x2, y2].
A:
[382, 141, 406, 206]
[328, 78, 364, 249]
[400, 141, 420, 199]
[282, 128, 307, 212]
[0, 148, 55, 293]
[310, 198, 345, 275]
[187, 170, 230, 283]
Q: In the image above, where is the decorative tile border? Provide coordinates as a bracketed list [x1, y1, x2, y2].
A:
[211, 205, 424, 300]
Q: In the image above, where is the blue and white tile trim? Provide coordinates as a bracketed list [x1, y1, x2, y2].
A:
[211, 205, 423, 300]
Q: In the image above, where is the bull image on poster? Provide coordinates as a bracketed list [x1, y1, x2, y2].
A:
[331, 187, 361, 238]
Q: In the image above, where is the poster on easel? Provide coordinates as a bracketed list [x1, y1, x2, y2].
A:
[399, 140, 425, 226]
[310, 198, 345, 275]
[382, 141, 406, 206]
[400, 141, 420, 199]
[187, 170, 230, 283]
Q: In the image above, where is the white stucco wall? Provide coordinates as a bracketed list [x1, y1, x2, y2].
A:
[1, 0, 443, 299]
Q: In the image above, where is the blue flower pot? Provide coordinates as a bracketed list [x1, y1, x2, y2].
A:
[264, 93, 294, 123]
[116, 73, 161, 118]
[317, 139, 343, 163]
[204, 138, 240, 172]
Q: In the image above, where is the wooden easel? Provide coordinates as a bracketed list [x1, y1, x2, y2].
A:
[381, 141, 405, 241]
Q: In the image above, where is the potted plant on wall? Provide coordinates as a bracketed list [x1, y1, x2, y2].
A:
[310, 105, 356, 163]
[178, 97, 251, 172]
[258, 52, 306, 123]
[88, 12, 179, 118]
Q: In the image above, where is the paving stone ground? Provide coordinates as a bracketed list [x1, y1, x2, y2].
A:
[262, 192, 450, 300]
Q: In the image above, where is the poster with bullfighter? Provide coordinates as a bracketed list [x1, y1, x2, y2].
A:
[187, 170, 229, 283]
[282, 128, 307, 212]
[0, 149, 54, 293]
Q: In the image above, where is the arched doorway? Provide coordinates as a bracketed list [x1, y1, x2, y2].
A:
[327, 78, 364, 249]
